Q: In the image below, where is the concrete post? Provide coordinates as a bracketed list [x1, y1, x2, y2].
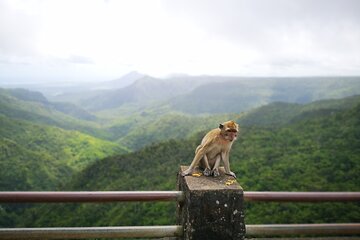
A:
[177, 166, 246, 240]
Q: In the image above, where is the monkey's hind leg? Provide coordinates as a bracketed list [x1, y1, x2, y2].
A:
[182, 145, 207, 177]
[201, 155, 211, 176]
[211, 155, 221, 177]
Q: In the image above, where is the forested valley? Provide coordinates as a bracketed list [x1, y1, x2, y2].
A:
[0, 76, 359, 227]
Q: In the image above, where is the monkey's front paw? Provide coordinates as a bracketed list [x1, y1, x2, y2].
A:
[226, 171, 237, 178]
[181, 169, 192, 177]
[212, 168, 220, 177]
[203, 168, 211, 176]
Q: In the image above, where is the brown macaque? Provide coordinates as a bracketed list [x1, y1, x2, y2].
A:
[182, 120, 239, 178]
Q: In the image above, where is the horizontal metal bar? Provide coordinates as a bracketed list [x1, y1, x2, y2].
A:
[245, 238, 360, 240]
[2, 191, 359, 203]
[244, 192, 360, 202]
[0, 225, 183, 239]
[0, 191, 184, 203]
[246, 223, 360, 236]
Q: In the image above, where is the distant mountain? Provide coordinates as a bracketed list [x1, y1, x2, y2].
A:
[6, 88, 49, 104]
[1, 71, 145, 103]
[169, 76, 360, 114]
[73, 75, 360, 114]
[239, 95, 360, 127]
[101, 71, 145, 89]
[6, 88, 98, 121]
[169, 80, 268, 114]
[80, 75, 203, 111]
[4, 74, 360, 116]
[50, 71, 146, 102]
[0, 88, 108, 138]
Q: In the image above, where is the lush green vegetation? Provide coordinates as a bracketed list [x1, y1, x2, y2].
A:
[0, 115, 127, 187]
[0, 82, 359, 229]
[0, 87, 241, 151]
[235, 101, 360, 224]
[0, 137, 72, 191]
[1, 95, 358, 228]
[239, 95, 360, 127]
[0, 88, 109, 139]
[111, 112, 241, 150]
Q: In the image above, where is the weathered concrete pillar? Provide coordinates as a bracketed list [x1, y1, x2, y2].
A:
[177, 166, 246, 240]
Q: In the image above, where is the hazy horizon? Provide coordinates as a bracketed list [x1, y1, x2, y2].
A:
[1, 0, 360, 84]
[2, 71, 360, 87]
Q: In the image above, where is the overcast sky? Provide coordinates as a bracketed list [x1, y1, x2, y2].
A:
[0, 0, 360, 84]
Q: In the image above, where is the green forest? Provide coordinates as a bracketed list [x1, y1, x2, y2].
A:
[0, 86, 359, 229]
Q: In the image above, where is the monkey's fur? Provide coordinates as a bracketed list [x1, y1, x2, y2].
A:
[182, 120, 239, 178]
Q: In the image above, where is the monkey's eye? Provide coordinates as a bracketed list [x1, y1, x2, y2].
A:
[226, 129, 237, 133]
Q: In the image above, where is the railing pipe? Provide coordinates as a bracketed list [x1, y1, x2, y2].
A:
[246, 223, 360, 236]
[1, 191, 359, 203]
[0, 191, 184, 203]
[0, 225, 183, 239]
[244, 191, 360, 202]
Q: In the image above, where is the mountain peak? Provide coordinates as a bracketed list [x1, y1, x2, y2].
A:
[120, 71, 145, 80]
[100, 71, 146, 90]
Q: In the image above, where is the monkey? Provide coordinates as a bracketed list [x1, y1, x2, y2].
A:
[181, 120, 239, 178]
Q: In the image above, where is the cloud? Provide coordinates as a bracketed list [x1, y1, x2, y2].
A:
[163, 0, 360, 75]
[66, 55, 94, 65]
[0, 0, 360, 83]
[0, 1, 41, 56]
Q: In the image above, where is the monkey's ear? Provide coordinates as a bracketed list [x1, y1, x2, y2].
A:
[219, 123, 224, 129]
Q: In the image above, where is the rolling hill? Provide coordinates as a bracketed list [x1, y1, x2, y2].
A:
[54, 75, 360, 115]
[0, 87, 241, 152]
[0, 137, 71, 191]
[110, 112, 242, 150]
[5, 74, 360, 116]
[79, 75, 205, 111]
[0, 88, 129, 191]
[169, 76, 360, 114]
[239, 95, 360, 127]
[0, 88, 108, 139]
[0, 115, 127, 189]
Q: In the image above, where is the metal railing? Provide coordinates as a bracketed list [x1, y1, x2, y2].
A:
[0, 191, 184, 203]
[0, 191, 359, 239]
[246, 223, 360, 236]
[244, 191, 360, 202]
[244, 191, 360, 237]
[1, 191, 359, 203]
[0, 191, 184, 239]
[0, 226, 182, 239]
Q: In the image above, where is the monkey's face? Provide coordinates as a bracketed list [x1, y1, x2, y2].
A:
[219, 121, 239, 142]
[223, 129, 238, 142]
